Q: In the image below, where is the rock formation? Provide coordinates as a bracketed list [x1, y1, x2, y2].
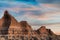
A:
[0, 10, 60, 40]
[8, 12, 21, 37]
[0, 10, 11, 35]
[35, 26, 59, 40]
[19, 21, 33, 40]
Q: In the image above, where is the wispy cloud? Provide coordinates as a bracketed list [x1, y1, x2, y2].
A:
[0, 1, 60, 34]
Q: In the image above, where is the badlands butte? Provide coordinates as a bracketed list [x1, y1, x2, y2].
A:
[0, 10, 60, 40]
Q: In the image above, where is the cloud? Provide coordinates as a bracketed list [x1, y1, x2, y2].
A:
[0, 0, 36, 2]
[0, 0, 60, 4]
[0, 1, 60, 25]
[37, 0, 60, 3]
[0, 1, 60, 34]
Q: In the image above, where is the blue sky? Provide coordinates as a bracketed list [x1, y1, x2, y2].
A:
[0, 0, 60, 34]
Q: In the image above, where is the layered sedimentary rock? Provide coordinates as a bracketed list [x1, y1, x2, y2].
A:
[0, 11, 60, 40]
[35, 26, 59, 40]
[20, 21, 32, 35]
[0, 10, 11, 35]
[8, 13, 21, 36]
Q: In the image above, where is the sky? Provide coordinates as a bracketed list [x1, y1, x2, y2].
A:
[0, 0, 60, 35]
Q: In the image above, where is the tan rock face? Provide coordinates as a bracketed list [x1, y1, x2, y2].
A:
[36, 26, 48, 35]
[36, 26, 49, 39]
[0, 10, 32, 36]
[9, 13, 21, 30]
[39, 26, 48, 34]
[0, 10, 21, 35]
[8, 12, 21, 36]
[20, 21, 32, 35]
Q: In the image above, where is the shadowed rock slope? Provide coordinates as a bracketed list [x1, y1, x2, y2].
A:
[0, 10, 11, 35]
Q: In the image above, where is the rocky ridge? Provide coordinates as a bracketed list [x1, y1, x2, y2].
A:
[0, 10, 60, 40]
